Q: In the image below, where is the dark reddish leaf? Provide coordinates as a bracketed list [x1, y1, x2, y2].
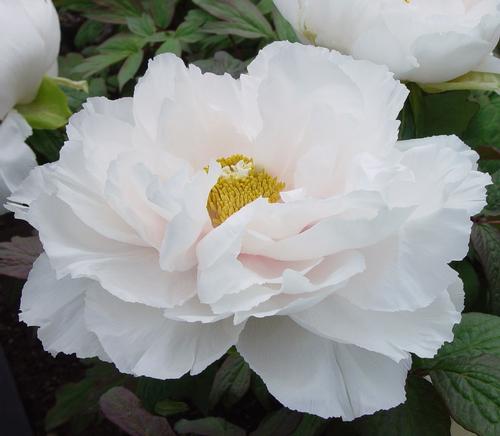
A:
[100, 387, 175, 436]
[0, 236, 42, 279]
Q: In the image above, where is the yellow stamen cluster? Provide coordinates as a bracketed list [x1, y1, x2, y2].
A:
[207, 154, 285, 227]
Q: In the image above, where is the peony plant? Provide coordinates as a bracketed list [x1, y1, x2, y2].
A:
[273, 0, 500, 83]
[9, 41, 491, 420]
[0, 0, 61, 214]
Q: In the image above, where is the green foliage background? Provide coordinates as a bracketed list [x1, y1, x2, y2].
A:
[19, 1, 500, 435]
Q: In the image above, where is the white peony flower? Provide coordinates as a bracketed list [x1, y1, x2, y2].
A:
[0, 111, 36, 215]
[10, 42, 490, 419]
[273, 0, 500, 83]
[0, 0, 61, 119]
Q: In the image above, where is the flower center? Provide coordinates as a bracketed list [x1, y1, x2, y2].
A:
[206, 154, 286, 227]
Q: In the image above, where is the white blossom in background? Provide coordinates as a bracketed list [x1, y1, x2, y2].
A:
[0, 0, 60, 213]
[10, 42, 491, 420]
[0, 0, 61, 119]
[274, 0, 500, 83]
[0, 112, 36, 215]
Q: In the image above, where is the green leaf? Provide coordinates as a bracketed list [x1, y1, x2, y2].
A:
[430, 354, 500, 436]
[464, 94, 500, 149]
[257, 0, 274, 15]
[99, 0, 141, 17]
[195, 51, 249, 78]
[99, 33, 147, 55]
[250, 372, 274, 410]
[471, 225, 500, 315]
[73, 33, 147, 79]
[250, 409, 302, 436]
[75, 20, 105, 48]
[202, 20, 270, 39]
[127, 14, 156, 37]
[480, 159, 500, 175]
[272, 7, 298, 42]
[197, 34, 233, 53]
[193, 0, 274, 39]
[45, 361, 128, 432]
[175, 417, 245, 436]
[56, 0, 144, 21]
[118, 50, 144, 90]
[27, 129, 65, 163]
[100, 387, 175, 436]
[354, 376, 451, 436]
[154, 399, 190, 417]
[419, 72, 500, 94]
[156, 37, 182, 56]
[450, 260, 481, 311]
[15, 77, 72, 129]
[60, 86, 88, 113]
[137, 363, 217, 415]
[137, 378, 175, 413]
[82, 0, 143, 24]
[419, 313, 500, 370]
[292, 414, 327, 436]
[89, 77, 108, 97]
[175, 9, 214, 43]
[485, 171, 500, 215]
[150, 0, 178, 29]
[72, 53, 130, 78]
[408, 87, 480, 138]
[209, 353, 251, 408]
[58, 53, 86, 80]
[398, 99, 416, 140]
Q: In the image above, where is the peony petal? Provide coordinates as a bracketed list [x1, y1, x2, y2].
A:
[163, 296, 229, 324]
[134, 54, 252, 169]
[6, 165, 52, 220]
[51, 141, 146, 246]
[245, 186, 385, 242]
[197, 202, 265, 304]
[292, 290, 460, 362]
[20, 254, 108, 360]
[237, 316, 410, 420]
[209, 285, 281, 316]
[159, 165, 220, 272]
[233, 250, 365, 323]
[85, 286, 243, 378]
[392, 136, 491, 218]
[474, 53, 500, 74]
[335, 136, 489, 311]
[336, 211, 471, 311]
[447, 275, 465, 313]
[242, 203, 413, 261]
[104, 153, 168, 249]
[66, 97, 135, 185]
[280, 250, 365, 294]
[30, 194, 196, 308]
[244, 42, 407, 193]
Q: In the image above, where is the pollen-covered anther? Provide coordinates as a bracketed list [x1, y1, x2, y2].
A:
[207, 154, 285, 226]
